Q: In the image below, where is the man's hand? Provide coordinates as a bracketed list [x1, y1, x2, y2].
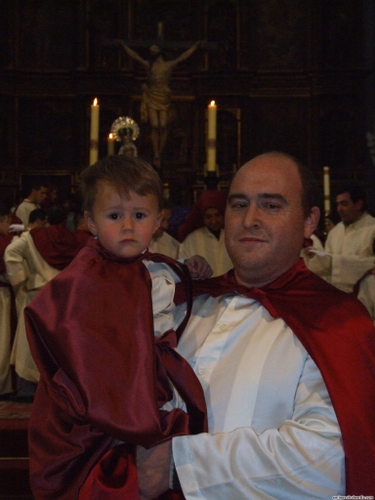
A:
[185, 255, 213, 279]
[137, 441, 172, 500]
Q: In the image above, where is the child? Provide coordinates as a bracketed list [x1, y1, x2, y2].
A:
[25, 156, 210, 500]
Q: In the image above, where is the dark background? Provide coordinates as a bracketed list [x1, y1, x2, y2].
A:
[1, 0, 375, 212]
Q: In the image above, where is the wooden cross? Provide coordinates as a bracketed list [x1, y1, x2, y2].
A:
[103, 21, 217, 52]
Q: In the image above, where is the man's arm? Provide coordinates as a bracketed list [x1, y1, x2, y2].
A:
[4, 234, 28, 288]
[136, 440, 172, 499]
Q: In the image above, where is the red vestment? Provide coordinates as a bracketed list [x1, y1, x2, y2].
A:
[30, 223, 90, 270]
[176, 259, 375, 495]
[25, 238, 207, 499]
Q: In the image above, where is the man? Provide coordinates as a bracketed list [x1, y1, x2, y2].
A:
[118, 41, 202, 168]
[15, 182, 48, 227]
[149, 206, 181, 259]
[135, 152, 375, 498]
[5, 205, 89, 401]
[179, 191, 233, 276]
[305, 184, 375, 291]
[27, 208, 48, 230]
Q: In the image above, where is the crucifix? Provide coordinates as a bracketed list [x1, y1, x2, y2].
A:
[104, 23, 215, 170]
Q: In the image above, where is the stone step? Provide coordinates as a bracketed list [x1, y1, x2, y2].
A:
[0, 402, 33, 499]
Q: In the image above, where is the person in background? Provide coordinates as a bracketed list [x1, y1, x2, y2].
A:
[5, 205, 89, 402]
[304, 184, 375, 290]
[15, 182, 48, 227]
[149, 203, 181, 258]
[27, 208, 48, 230]
[303, 184, 375, 319]
[135, 151, 375, 499]
[179, 190, 233, 276]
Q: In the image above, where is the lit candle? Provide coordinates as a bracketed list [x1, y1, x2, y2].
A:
[107, 133, 115, 156]
[207, 100, 217, 172]
[90, 98, 99, 165]
[323, 166, 330, 214]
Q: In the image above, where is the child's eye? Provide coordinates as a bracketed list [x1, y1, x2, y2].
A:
[109, 213, 120, 220]
[135, 212, 146, 220]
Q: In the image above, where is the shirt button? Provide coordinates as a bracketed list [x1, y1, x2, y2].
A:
[198, 367, 207, 375]
[219, 323, 227, 330]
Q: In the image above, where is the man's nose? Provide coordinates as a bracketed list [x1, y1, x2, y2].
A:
[242, 204, 261, 228]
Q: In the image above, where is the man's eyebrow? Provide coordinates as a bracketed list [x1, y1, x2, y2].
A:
[228, 193, 248, 203]
[259, 193, 287, 204]
[228, 193, 288, 204]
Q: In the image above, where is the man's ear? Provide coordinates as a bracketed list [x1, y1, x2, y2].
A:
[84, 211, 97, 236]
[304, 206, 320, 238]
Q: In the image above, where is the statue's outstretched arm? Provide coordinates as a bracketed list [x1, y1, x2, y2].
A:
[170, 41, 203, 67]
[118, 40, 149, 68]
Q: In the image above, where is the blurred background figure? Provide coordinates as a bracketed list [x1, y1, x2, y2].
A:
[149, 204, 181, 259]
[179, 190, 232, 276]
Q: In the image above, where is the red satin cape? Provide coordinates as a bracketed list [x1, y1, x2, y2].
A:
[175, 259, 375, 495]
[25, 239, 207, 499]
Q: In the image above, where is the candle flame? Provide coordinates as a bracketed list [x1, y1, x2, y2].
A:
[109, 133, 113, 139]
[93, 98, 98, 106]
[209, 100, 216, 106]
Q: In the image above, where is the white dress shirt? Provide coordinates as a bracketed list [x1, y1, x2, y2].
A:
[172, 293, 345, 499]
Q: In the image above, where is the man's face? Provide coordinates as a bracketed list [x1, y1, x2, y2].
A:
[34, 187, 48, 205]
[336, 192, 363, 225]
[85, 181, 161, 259]
[33, 217, 48, 229]
[203, 208, 224, 233]
[225, 154, 319, 288]
[153, 208, 171, 239]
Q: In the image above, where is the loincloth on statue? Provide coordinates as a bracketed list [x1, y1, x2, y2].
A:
[141, 83, 172, 123]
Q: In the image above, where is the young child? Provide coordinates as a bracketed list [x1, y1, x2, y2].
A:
[25, 156, 211, 500]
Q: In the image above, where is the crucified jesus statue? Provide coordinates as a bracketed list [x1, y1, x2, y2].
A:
[118, 40, 203, 168]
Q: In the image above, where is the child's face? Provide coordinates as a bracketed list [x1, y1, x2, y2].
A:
[85, 182, 161, 259]
[0, 214, 10, 236]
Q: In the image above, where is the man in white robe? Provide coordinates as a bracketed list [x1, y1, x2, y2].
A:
[5, 227, 60, 394]
[15, 183, 47, 227]
[134, 152, 375, 499]
[180, 206, 232, 277]
[304, 184, 375, 291]
[149, 207, 181, 259]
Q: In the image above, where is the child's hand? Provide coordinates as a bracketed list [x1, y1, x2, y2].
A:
[185, 255, 213, 279]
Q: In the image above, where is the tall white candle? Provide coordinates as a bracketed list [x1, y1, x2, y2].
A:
[107, 133, 115, 156]
[207, 100, 217, 172]
[323, 166, 330, 214]
[90, 98, 99, 165]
